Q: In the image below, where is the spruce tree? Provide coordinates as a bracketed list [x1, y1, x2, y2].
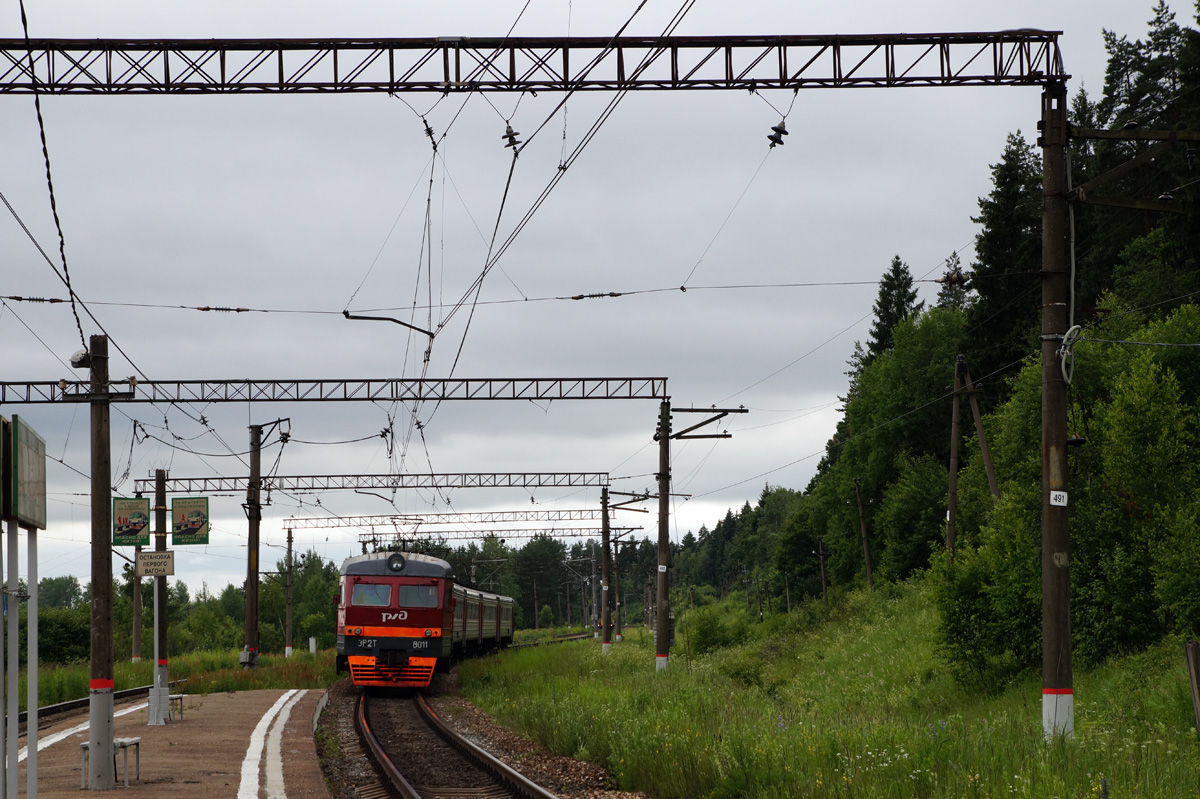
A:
[865, 255, 924, 362]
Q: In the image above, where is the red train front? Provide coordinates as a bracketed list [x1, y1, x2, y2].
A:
[336, 551, 513, 688]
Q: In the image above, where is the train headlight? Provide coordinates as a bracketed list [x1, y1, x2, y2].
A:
[425, 629, 432, 637]
[354, 627, 362, 635]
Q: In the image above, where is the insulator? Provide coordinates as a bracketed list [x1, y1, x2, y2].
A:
[502, 124, 522, 147]
[767, 119, 788, 147]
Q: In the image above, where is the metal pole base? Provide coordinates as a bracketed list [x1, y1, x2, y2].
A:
[655, 654, 668, 672]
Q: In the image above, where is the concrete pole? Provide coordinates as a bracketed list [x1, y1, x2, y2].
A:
[0, 520, 6, 799]
[244, 424, 261, 668]
[26, 525, 38, 799]
[612, 544, 622, 642]
[1040, 80, 1073, 739]
[6, 522, 17, 799]
[132, 543, 142, 661]
[149, 469, 169, 725]
[655, 401, 671, 671]
[286, 529, 293, 657]
[87, 335, 115, 790]
[601, 487, 611, 654]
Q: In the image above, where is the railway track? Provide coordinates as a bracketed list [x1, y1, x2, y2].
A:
[356, 691, 560, 799]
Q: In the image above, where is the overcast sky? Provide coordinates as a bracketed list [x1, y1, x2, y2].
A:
[1, 0, 1164, 594]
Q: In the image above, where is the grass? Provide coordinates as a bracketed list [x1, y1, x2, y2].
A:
[24, 649, 337, 709]
[458, 580, 1200, 799]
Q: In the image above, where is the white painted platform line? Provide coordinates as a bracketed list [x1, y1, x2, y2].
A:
[265, 689, 308, 798]
[18, 702, 148, 762]
[237, 690, 298, 799]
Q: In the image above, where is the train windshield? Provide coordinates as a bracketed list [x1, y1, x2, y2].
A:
[396, 584, 439, 608]
[350, 583, 392, 607]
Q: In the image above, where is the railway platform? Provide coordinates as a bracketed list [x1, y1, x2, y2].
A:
[17, 688, 330, 798]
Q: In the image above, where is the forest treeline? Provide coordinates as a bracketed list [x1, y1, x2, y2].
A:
[33, 4, 1199, 685]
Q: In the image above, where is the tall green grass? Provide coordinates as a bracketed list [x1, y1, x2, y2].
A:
[459, 581, 1200, 798]
[24, 650, 336, 710]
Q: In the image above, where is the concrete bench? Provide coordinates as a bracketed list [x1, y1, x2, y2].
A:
[80, 737, 141, 788]
[169, 693, 185, 720]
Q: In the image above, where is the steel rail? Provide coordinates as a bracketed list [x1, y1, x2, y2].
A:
[415, 694, 560, 799]
[0, 32, 1065, 94]
[355, 693, 422, 799]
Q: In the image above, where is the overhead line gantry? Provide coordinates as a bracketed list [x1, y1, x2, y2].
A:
[0, 31, 1064, 94]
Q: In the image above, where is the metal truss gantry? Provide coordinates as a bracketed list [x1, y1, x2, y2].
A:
[284, 508, 602, 530]
[357, 526, 638, 542]
[0, 377, 667, 405]
[0, 32, 1065, 95]
[132, 472, 610, 494]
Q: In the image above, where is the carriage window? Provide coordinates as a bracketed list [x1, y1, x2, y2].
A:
[396, 585, 439, 608]
[351, 583, 392, 607]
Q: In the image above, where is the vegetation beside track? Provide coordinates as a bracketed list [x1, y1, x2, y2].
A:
[458, 580, 1200, 799]
[24, 649, 337, 709]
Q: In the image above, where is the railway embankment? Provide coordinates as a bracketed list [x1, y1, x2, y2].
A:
[455, 580, 1199, 799]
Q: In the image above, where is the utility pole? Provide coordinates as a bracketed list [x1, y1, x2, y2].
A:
[962, 360, 1000, 498]
[817, 537, 829, 606]
[243, 424, 262, 668]
[654, 401, 671, 671]
[947, 359, 964, 554]
[853, 478, 874, 591]
[286, 529, 294, 657]
[87, 334, 115, 789]
[132, 544, 142, 661]
[149, 469, 170, 725]
[612, 543, 622, 641]
[1040, 80, 1073, 739]
[601, 487, 611, 654]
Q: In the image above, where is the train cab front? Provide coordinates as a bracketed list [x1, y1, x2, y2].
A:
[337, 552, 452, 689]
[341, 622, 443, 688]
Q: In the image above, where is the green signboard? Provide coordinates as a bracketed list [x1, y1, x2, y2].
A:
[113, 497, 151, 546]
[172, 496, 209, 545]
[11, 416, 46, 530]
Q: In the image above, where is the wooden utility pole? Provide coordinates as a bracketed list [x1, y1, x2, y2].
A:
[87, 334, 115, 789]
[243, 424, 262, 668]
[853, 478, 874, 591]
[1040, 80, 1073, 739]
[947, 360, 964, 553]
[962, 360, 1000, 498]
[817, 538, 829, 606]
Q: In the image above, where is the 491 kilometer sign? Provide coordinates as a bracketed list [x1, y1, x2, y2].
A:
[137, 551, 175, 576]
